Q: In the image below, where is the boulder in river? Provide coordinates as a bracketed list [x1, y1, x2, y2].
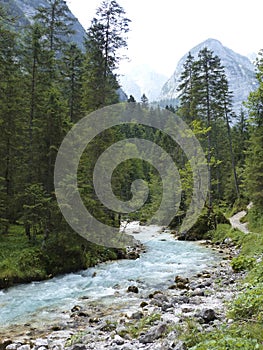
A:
[127, 285, 139, 293]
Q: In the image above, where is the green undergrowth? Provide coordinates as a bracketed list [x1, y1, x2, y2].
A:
[0, 224, 120, 289]
[180, 216, 263, 349]
[118, 313, 161, 339]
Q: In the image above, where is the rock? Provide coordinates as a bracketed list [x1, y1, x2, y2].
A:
[34, 339, 48, 348]
[17, 346, 31, 350]
[139, 323, 167, 344]
[153, 292, 169, 303]
[168, 284, 177, 290]
[112, 335, 124, 345]
[200, 309, 217, 323]
[174, 340, 187, 350]
[98, 321, 117, 332]
[176, 281, 189, 290]
[175, 276, 189, 284]
[126, 251, 140, 260]
[190, 288, 205, 297]
[0, 340, 12, 350]
[67, 345, 87, 350]
[6, 344, 21, 350]
[71, 305, 82, 313]
[130, 311, 143, 320]
[182, 307, 194, 313]
[140, 301, 148, 308]
[177, 296, 190, 304]
[224, 237, 233, 245]
[174, 276, 189, 290]
[127, 285, 139, 293]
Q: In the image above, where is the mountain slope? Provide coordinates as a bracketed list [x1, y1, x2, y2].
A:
[2, 0, 86, 49]
[159, 38, 257, 113]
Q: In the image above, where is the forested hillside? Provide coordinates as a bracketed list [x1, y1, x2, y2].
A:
[0, 0, 262, 298]
[1, 0, 263, 348]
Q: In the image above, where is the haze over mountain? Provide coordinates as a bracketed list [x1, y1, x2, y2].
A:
[158, 38, 258, 113]
[119, 64, 168, 102]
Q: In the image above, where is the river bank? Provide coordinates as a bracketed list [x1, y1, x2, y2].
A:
[0, 227, 244, 350]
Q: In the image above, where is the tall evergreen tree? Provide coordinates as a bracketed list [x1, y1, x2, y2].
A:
[82, 0, 130, 112]
[61, 43, 84, 123]
[244, 50, 263, 211]
[177, 52, 197, 122]
[0, 6, 26, 231]
[177, 48, 238, 208]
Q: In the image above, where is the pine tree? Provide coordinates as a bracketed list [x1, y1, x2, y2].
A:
[0, 7, 27, 230]
[61, 43, 84, 122]
[128, 95, 136, 102]
[177, 52, 197, 122]
[244, 50, 263, 211]
[82, 0, 130, 112]
[31, 2, 76, 192]
[34, 0, 76, 54]
[141, 93, 149, 106]
[177, 48, 239, 208]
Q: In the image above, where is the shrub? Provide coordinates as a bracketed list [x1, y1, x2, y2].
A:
[231, 255, 256, 272]
[229, 283, 263, 321]
[189, 336, 261, 350]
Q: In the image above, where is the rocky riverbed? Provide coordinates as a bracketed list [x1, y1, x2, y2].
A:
[0, 238, 244, 350]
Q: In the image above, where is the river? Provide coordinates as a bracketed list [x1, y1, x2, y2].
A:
[0, 225, 220, 336]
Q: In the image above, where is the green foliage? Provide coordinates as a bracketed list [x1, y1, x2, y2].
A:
[229, 283, 263, 321]
[231, 255, 256, 272]
[0, 224, 119, 288]
[119, 313, 161, 339]
[189, 335, 261, 350]
[66, 331, 87, 347]
[228, 197, 248, 216]
[246, 261, 263, 284]
[182, 319, 263, 349]
[177, 47, 241, 206]
[247, 207, 263, 234]
[82, 0, 130, 111]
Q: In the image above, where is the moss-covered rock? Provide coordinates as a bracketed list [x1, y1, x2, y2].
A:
[178, 209, 230, 241]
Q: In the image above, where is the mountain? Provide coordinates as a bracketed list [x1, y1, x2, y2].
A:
[158, 38, 258, 113]
[2, 0, 86, 49]
[119, 64, 168, 102]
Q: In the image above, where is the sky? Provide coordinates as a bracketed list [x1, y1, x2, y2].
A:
[66, 0, 262, 77]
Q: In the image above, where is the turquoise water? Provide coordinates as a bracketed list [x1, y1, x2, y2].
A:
[0, 227, 219, 329]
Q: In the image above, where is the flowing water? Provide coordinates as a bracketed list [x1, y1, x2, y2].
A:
[0, 225, 219, 335]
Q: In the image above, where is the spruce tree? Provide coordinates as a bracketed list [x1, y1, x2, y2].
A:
[82, 0, 130, 112]
[0, 7, 27, 230]
[244, 50, 263, 211]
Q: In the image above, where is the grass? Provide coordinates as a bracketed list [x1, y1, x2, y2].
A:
[118, 313, 161, 339]
[0, 225, 48, 287]
[0, 224, 120, 289]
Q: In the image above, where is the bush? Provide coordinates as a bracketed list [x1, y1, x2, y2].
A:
[231, 255, 256, 272]
[189, 336, 261, 350]
[229, 283, 263, 321]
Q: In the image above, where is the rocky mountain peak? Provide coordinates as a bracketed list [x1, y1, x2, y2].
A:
[159, 38, 258, 113]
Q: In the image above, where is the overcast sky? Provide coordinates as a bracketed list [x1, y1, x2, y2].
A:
[66, 0, 262, 76]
